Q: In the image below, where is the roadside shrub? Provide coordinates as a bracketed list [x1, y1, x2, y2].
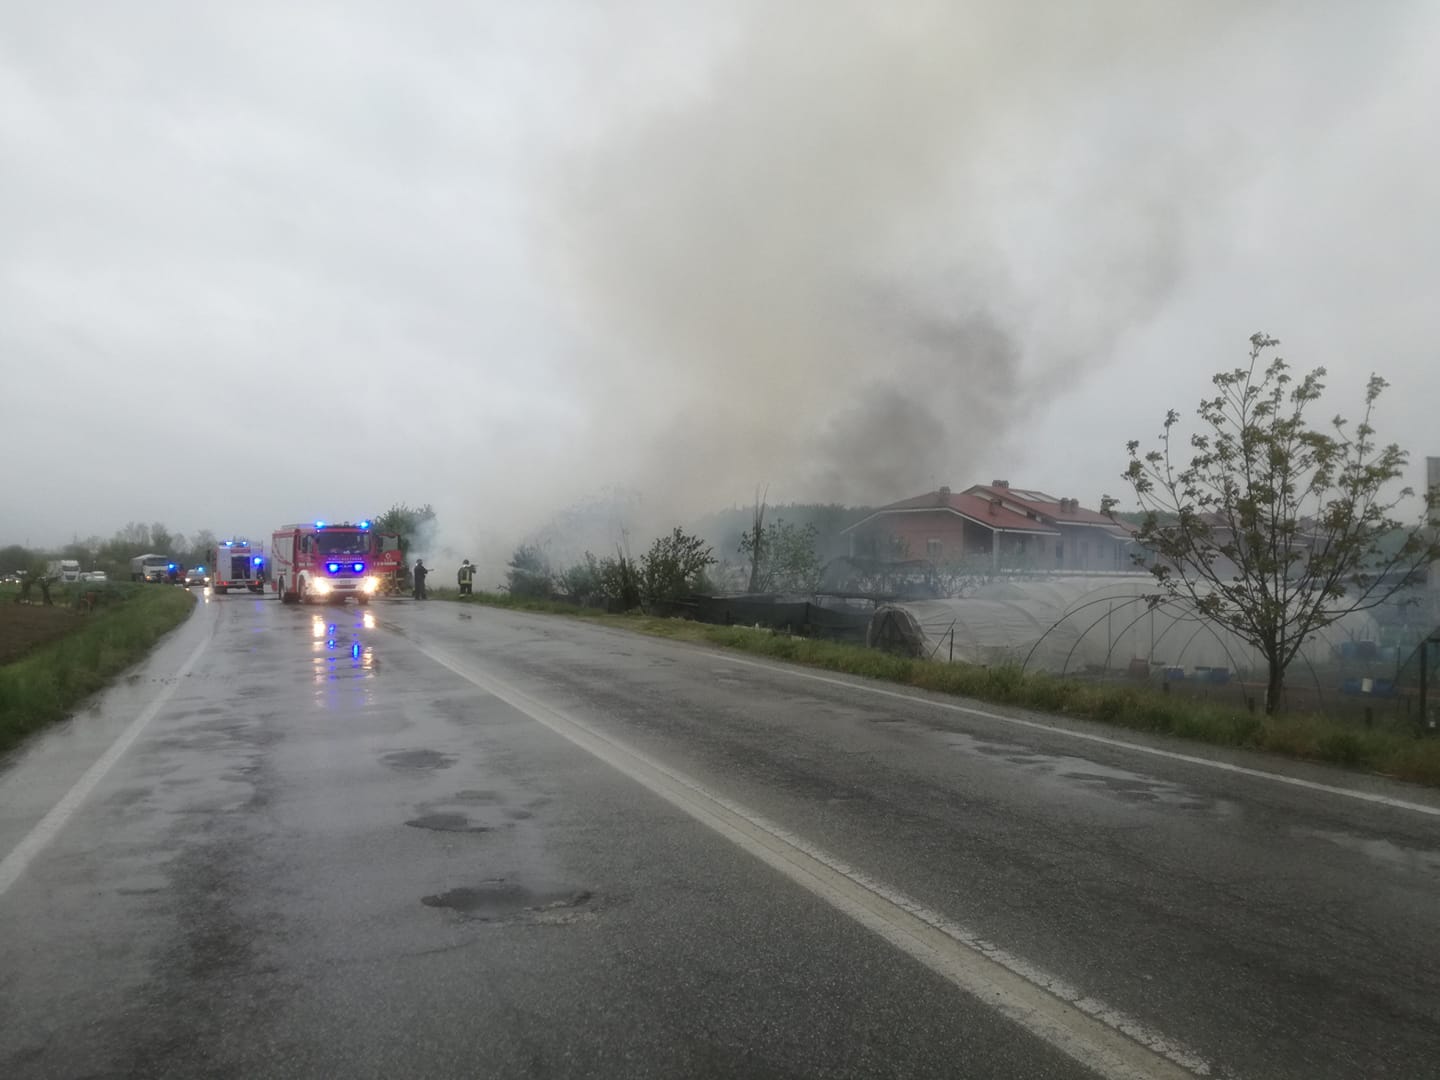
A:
[505, 544, 554, 600]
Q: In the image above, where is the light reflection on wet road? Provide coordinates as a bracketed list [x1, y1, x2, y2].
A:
[1, 595, 1439, 1079]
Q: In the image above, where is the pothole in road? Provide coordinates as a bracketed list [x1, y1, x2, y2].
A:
[405, 812, 493, 834]
[421, 881, 596, 923]
[451, 789, 502, 803]
[381, 749, 457, 772]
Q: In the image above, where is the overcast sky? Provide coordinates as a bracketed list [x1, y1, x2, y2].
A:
[4, 0, 1438, 565]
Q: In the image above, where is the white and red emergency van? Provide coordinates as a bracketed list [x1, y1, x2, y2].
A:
[211, 538, 266, 594]
[271, 521, 381, 605]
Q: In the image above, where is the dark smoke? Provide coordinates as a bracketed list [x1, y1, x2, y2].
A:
[536, 0, 1396, 533]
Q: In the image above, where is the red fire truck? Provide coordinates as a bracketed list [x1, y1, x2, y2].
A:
[271, 521, 382, 605]
[211, 538, 266, 594]
[369, 529, 405, 594]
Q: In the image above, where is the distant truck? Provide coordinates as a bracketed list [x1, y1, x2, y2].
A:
[271, 521, 381, 605]
[46, 559, 81, 583]
[210, 538, 266, 594]
[130, 553, 171, 583]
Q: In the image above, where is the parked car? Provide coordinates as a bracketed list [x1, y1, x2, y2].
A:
[80, 571, 109, 583]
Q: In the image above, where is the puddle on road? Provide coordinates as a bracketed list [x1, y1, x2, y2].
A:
[880, 720, 1223, 813]
[407, 785, 545, 833]
[452, 789, 502, 804]
[380, 749, 457, 772]
[405, 812, 493, 834]
[1293, 827, 1440, 876]
[966, 735, 1217, 810]
[421, 881, 595, 923]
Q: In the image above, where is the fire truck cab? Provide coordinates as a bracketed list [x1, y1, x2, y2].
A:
[212, 538, 266, 594]
[271, 521, 381, 605]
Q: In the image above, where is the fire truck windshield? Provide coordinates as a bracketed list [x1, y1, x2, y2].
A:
[316, 532, 367, 555]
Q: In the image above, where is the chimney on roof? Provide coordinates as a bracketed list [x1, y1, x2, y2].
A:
[1060, 498, 1074, 514]
[992, 479, 1009, 489]
[937, 485, 951, 502]
[989, 496, 1000, 516]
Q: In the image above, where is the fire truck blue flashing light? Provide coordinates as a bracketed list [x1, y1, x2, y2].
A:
[359, 520, 370, 529]
[252, 556, 264, 566]
[352, 562, 365, 573]
[327, 562, 341, 574]
[315, 520, 325, 528]
[167, 563, 176, 571]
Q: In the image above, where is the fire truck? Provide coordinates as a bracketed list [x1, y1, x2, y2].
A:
[271, 521, 382, 605]
[211, 538, 266, 594]
[369, 529, 405, 594]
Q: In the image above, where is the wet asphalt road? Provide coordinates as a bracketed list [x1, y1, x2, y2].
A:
[2, 594, 1440, 1080]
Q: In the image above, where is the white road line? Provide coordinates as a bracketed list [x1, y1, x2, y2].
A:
[413, 639, 1215, 1080]
[0, 634, 211, 899]
[712, 652, 1440, 819]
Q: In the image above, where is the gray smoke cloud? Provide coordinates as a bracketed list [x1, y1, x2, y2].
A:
[6, 0, 1432, 560]
[542, 0, 1268, 512]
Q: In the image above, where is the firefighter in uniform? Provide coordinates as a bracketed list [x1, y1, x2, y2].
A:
[458, 559, 475, 596]
[413, 559, 430, 600]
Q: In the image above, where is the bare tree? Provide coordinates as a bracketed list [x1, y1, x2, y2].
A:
[1108, 333, 1440, 713]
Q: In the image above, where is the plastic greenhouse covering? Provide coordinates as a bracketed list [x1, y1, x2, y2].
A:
[897, 576, 1381, 676]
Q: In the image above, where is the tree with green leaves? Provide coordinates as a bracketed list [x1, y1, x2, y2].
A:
[738, 518, 823, 593]
[372, 503, 436, 555]
[0, 544, 33, 574]
[1107, 333, 1440, 714]
[640, 528, 715, 606]
[598, 549, 642, 610]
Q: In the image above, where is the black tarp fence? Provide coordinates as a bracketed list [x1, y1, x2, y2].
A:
[650, 594, 873, 643]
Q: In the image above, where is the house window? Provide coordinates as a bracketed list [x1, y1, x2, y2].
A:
[927, 539, 942, 559]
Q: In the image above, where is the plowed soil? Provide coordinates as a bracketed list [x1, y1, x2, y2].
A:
[0, 603, 81, 666]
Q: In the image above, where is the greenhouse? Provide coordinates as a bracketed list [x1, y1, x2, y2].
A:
[895, 575, 1382, 678]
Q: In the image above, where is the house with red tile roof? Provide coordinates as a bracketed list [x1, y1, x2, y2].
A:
[843, 481, 1137, 572]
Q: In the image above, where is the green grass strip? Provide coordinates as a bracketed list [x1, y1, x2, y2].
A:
[0, 585, 196, 755]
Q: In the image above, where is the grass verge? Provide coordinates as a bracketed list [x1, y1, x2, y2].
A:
[442, 590, 1440, 788]
[0, 584, 196, 756]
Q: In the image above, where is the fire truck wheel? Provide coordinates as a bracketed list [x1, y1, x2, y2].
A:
[216, 586, 228, 595]
[357, 596, 370, 606]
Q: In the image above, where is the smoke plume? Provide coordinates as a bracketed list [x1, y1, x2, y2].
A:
[544, 0, 1276, 513]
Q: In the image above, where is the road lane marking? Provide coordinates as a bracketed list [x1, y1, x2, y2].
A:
[0, 634, 211, 899]
[710, 653, 1440, 819]
[412, 638, 1214, 1080]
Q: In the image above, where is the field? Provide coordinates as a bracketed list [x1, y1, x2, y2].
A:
[0, 602, 84, 666]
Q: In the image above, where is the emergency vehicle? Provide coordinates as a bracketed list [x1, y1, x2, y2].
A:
[369, 529, 405, 594]
[271, 520, 381, 605]
[211, 538, 266, 594]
